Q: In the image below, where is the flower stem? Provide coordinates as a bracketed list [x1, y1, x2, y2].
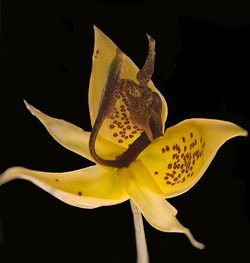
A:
[130, 200, 149, 263]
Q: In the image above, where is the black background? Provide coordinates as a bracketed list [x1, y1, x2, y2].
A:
[0, 1, 250, 262]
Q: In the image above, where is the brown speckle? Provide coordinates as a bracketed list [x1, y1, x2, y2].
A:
[78, 191, 82, 196]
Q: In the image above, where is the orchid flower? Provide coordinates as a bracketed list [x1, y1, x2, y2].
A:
[0, 26, 247, 262]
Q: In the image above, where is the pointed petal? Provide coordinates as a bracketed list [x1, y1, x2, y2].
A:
[118, 160, 204, 249]
[88, 26, 167, 149]
[24, 101, 125, 162]
[0, 165, 128, 209]
[139, 118, 247, 198]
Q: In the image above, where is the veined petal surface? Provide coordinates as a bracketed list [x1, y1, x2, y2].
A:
[24, 101, 125, 162]
[118, 160, 205, 249]
[139, 118, 247, 198]
[0, 165, 128, 209]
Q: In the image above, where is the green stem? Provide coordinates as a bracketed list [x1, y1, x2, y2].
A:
[130, 200, 149, 263]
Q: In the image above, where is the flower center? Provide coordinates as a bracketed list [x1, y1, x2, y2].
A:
[89, 46, 163, 168]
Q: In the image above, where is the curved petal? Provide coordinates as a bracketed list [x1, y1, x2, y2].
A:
[118, 160, 204, 249]
[24, 101, 125, 162]
[88, 26, 167, 149]
[139, 118, 248, 198]
[0, 165, 128, 209]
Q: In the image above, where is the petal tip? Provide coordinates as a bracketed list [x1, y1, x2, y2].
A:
[93, 25, 103, 36]
[23, 99, 30, 110]
[242, 128, 248, 137]
[23, 100, 40, 116]
[184, 228, 205, 250]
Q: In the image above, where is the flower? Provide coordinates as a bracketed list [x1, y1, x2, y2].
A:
[0, 26, 247, 252]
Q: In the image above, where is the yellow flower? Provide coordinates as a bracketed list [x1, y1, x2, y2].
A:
[0, 26, 247, 254]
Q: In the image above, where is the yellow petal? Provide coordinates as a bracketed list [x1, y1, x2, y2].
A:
[139, 118, 248, 198]
[88, 26, 167, 149]
[0, 165, 128, 208]
[118, 160, 205, 249]
[24, 100, 125, 162]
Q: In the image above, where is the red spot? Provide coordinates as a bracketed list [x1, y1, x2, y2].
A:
[162, 148, 165, 153]
[125, 136, 128, 139]
[129, 134, 134, 138]
[118, 139, 123, 143]
[190, 132, 193, 138]
[165, 145, 170, 151]
[109, 124, 115, 129]
[113, 133, 118, 137]
[168, 164, 172, 169]
[154, 171, 158, 175]
[182, 137, 185, 142]
[78, 191, 82, 196]
[127, 126, 131, 130]
[184, 146, 187, 152]
[132, 130, 137, 134]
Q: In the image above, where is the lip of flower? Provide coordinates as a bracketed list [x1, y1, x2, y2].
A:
[0, 26, 248, 251]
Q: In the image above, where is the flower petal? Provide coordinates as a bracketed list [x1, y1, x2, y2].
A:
[118, 160, 205, 249]
[0, 165, 128, 209]
[24, 100, 125, 162]
[88, 26, 167, 149]
[139, 118, 247, 198]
